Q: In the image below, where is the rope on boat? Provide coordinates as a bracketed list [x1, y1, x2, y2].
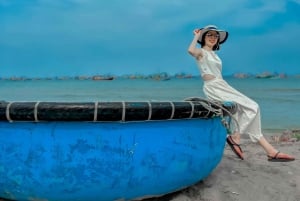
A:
[169, 101, 175, 120]
[187, 101, 195, 119]
[5, 102, 13, 123]
[34, 101, 40, 122]
[93, 102, 98, 122]
[121, 101, 126, 121]
[0, 99, 237, 123]
[147, 101, 152, 121]
[184, 97, 240, 134]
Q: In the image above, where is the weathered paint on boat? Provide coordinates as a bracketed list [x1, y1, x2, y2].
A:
[0, 100, 235, 201]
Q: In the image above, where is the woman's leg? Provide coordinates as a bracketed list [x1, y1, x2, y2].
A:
[230, 132, 241, 143]
[258, 137, 295, 160]
[204, 79, 295, 161]
[204, 79, 263, 141]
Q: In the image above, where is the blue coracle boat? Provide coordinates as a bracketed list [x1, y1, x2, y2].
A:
[0, 99, 236, 201]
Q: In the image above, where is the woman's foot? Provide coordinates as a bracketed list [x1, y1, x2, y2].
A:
[267, 151, 295, 162]
[258, 137, 295, 162]
[230, 132, 241, 143]
[226, 135, 244, 160]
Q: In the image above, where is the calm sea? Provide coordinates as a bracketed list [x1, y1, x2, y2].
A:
[0, 77, 299, 132]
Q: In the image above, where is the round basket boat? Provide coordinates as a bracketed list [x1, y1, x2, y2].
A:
[0, 99, 236, 201]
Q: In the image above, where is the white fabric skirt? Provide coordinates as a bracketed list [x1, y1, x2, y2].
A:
[203, 78, 263, 142]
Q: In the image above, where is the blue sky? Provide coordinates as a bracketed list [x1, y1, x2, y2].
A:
[0, 0, 299, 77]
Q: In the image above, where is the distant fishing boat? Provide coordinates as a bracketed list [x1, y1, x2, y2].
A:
[0, 99, 236, 201]
[153, 76, 171, 81]
[255, 72, 275, 79]
[92, 75, 114, 80]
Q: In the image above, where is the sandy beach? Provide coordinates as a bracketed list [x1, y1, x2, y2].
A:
[144, 135, 300, 201]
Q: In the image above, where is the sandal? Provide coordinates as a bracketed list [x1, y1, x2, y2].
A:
[226, 136, 244, 160]
[267, 151, 295, 162]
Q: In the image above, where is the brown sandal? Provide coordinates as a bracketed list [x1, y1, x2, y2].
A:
[226, 136, 244, 160]
[267, 151, 295, 162]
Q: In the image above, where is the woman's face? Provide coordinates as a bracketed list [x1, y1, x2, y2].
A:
[204, 31, 219, 48]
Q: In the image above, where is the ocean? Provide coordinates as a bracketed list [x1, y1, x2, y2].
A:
[0, 76, 299, 132]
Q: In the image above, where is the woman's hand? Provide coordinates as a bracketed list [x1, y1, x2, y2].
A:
[188, 28, 203, 59]
[193, 29, 202, 37]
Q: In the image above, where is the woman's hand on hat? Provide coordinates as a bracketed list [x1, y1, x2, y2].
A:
[193, 29, 202, 37]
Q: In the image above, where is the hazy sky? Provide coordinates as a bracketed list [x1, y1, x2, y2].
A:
[0, 0, 299, 77]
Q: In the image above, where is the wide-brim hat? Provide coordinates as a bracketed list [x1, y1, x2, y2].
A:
[197, 25, 229, 44]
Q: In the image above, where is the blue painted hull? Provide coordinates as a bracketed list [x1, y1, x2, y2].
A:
[0, 118, 227, 201]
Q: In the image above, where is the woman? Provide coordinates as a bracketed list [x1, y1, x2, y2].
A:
[188, 25, 295, 162]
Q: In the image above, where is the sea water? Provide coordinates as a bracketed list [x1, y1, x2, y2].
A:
[0, 77, 299, 132]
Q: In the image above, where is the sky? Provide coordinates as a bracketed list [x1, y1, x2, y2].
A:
[0, 0, 299, 78]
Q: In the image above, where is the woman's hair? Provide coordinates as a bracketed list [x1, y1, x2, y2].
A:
[200, 32, 220, 51]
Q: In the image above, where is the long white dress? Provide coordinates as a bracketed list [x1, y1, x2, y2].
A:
[196, 48, 263, 142]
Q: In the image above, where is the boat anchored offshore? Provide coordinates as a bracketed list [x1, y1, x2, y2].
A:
[0, 98, 236, 201]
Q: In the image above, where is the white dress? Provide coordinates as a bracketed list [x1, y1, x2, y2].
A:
[196, 48, 263, 142]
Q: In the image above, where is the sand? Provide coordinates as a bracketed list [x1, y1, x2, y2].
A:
[144, 136, 300, 201]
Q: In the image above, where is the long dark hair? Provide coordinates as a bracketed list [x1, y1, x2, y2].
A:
[199, 31, 220, 51]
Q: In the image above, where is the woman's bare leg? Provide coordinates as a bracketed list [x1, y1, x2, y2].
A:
[230, 132, 241, 143]
[257, 137, 277, 155]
